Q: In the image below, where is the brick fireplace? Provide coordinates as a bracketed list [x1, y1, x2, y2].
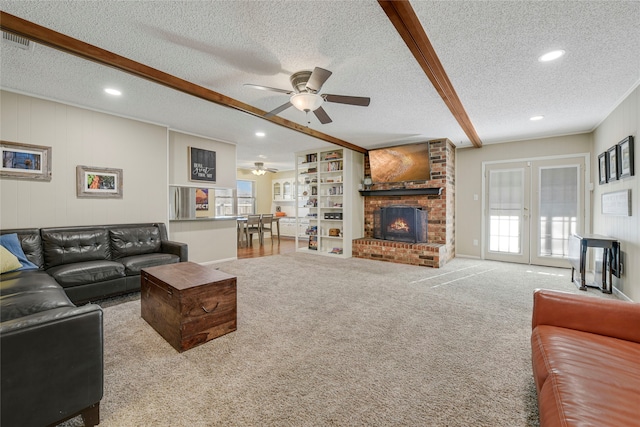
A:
[353, 138, 455, 267]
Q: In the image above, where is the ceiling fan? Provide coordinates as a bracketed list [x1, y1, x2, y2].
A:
[251, 162, 278, 176]
[244, 67, 370, 124]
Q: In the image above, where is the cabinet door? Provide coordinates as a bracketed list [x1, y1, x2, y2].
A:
[282, 181, 292, 200]
[273, 181, 281, 201]
[280, 219, 295, 237]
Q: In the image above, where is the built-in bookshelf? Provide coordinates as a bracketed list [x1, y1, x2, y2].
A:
[295, 148, 364, 257]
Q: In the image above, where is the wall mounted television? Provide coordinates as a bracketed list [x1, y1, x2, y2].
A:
[368, 142, 432, 183]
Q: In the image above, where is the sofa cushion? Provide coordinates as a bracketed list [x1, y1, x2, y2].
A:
[110, 227, 161, 259]
[119, 253, 180, 275]
[0, 270, 60, 296]
[0, 287, 74, 322]
[1, 246, 22, 273]
[532, 325, 640, 426]
[0, 233, 39, 270]
[46, 260, 125, 287]
[42, 229, 111, 269]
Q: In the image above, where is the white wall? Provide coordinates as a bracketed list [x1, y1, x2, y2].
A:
[167, 131, 238, 263]
[0, 90, 168, 228]
[592, 86, 639, 301]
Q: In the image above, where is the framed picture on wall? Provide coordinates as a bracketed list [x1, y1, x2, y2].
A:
[76, 165, 123, 198]
[598, 152, 607, 184]
[617, 135, 634, 179]
[606, 145, 618, 182]
[189, 146, 216, 182]
[0, 140, 52, 181]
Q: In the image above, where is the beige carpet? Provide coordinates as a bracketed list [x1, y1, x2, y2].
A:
[61, 254, 611, 426]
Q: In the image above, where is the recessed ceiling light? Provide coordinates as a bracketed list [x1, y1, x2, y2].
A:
[538, 50, 565, 62]
[255, 132, 265, 137]
[104, 88, 122, 96]
[530, 115, 544, 121]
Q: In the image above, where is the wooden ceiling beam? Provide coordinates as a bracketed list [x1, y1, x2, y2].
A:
[378, 0, 483, 148]
[0, 11, 367, 154]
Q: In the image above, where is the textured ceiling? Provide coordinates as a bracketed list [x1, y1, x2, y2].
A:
[1, 1, 638, 171]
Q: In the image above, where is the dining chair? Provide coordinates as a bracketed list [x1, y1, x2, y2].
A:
[237, 217, 248, 248]
[246, 214, 262, 246]
[260, 214, 274, 245]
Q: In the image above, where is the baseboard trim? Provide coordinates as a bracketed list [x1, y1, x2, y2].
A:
[613, 287, 633, 302]
[454, 254, 481, 260]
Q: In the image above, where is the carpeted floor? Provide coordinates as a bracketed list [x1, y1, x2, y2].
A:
[61, 254, 613, 426]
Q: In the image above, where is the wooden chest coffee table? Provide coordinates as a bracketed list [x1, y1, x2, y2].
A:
[141, 262, 237, 352]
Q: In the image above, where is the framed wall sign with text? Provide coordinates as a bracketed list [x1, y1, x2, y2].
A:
[189, 147, 216, 183]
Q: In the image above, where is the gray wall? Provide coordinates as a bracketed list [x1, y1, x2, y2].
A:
[1, 90, 239, 264]
[592, 86, 639, 301]
[1, 90, 168, 228]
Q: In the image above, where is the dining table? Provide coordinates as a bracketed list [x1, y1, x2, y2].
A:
[237, 215, 280, 247]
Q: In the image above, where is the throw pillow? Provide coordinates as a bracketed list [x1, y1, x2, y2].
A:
[1, 245, 23, 273]
[0, 233, 39, 270]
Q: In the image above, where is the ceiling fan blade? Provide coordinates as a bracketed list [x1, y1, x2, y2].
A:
[266, 168, 279, 173]
[264, 101, 293, 117]
[323, 94, 370, 107]
[313, 106, 333, 124]
[244, 83, 293, 95]
[305, 67, 332, 93]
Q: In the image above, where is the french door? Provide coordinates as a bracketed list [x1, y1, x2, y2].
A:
[485, 156, 585, 267]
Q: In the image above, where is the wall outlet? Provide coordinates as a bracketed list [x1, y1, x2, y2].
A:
[473, 239, 479, 246]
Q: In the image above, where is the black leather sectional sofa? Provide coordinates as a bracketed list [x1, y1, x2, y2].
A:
[0, 223, 188, 426]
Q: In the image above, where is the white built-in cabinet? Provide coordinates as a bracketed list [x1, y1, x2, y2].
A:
[272, 179, 293, 201]
[295, 148, 364, 257]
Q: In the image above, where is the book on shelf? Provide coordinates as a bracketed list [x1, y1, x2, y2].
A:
[329, 247, 343, 254]
[326, 161, 342, 172]
[308, 236, 318, 250]
[324, 152, 341, 160]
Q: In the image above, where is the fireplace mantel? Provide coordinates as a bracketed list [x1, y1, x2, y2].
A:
[359, 188, 442, 197]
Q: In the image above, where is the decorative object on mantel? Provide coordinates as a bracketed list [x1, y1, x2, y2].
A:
[606, 145, 619, 182]
[359, 188, 443, 196]
[0, 140, 52, 181]
[618, 135, 634, 179]
[601, 189, 631, 216]
[363, 176, 373, 190]
[76, 165, 123, 198]
[189, 146, 216, 182]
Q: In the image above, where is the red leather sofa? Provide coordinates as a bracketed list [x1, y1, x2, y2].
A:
[531, 289, 640, 426]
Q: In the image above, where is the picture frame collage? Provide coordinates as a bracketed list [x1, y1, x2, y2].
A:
[598, 135, 634, 184]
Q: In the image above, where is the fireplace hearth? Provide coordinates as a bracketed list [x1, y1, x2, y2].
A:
[374, 206, 428, 243]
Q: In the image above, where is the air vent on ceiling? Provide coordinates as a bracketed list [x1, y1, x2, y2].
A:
[2, 31, 33, 50]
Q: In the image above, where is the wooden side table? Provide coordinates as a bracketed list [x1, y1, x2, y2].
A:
[569, 233, 620, 294]
[141, 262, 237, 352]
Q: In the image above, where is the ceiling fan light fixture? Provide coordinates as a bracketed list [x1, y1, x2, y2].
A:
[252, 169, 266, 176]
[291, 92, 323, 112]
